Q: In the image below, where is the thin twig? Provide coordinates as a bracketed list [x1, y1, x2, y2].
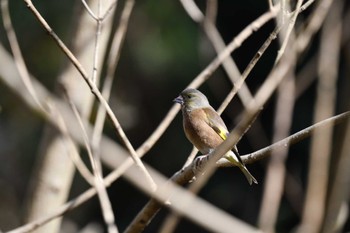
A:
[217, 25, 282, 114]
[296, 0, 335, 53]
[81, 0, 98, 20]
[220, 111, 350, 166]
[101, 0, 119, 21]
[1, 0, 45, 112]
[23, 0, 157, 191]
[275, 0, 303, 63]
[50, 100, 95, 186]
[82, 0, 118, 22]
[203, 15, 254, 108]
[91, 0, 135, 174]
[300, 0, 316, 12]
[78, 0, 132, 231]
[91, 0, 103, 84]
[181, 0, 257, 108]
[90, 1, 135, 230]
[217, 0, 317, 147]
[179, 0, 203, 22]
[64, 87, 119, 233]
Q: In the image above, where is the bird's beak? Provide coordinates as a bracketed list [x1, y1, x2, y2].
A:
[173, 95, 184, 105]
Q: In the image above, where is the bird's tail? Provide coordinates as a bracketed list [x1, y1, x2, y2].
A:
[239, 165, 258, 185]
[225, 152, 258, 185]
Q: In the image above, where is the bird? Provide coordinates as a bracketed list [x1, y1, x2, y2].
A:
[174, 88, 257, 185]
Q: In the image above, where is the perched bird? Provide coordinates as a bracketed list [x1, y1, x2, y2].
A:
[174, 88, 257, 185]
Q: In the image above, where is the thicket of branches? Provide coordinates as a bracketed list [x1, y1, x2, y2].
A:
[0, 0, 349, 233]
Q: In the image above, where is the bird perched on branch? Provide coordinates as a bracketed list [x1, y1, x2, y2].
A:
[174, 88, 257, 185]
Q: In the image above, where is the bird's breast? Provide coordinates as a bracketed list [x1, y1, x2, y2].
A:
[182, 109, 224, 154]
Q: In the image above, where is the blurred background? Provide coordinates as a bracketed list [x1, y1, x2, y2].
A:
[0, 0, 349, 232]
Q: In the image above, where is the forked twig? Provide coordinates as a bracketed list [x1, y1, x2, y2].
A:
[91, 0, 135, 168]
[63, 88, 119, 233]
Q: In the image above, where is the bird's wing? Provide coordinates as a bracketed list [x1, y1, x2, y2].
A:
[203, 107, 241, 156]
[202, 107, 256, 184]
[203, 107, 229, 141]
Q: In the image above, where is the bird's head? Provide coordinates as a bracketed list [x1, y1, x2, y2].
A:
[173, 88, 210, 111]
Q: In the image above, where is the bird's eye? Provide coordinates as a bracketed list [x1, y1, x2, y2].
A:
[187, 94, 192, 99]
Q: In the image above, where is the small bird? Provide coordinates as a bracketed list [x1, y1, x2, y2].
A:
[174, 88, 257, 185]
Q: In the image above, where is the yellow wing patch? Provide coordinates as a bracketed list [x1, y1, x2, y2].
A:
[202, 107, 229, 141]
[211, 125, 228, 141]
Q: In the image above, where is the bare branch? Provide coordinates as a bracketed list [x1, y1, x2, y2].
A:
[299, 0, 343, 232]
[275, 0, 303, 63]
[323, 118, 350, 233]
[63, 88, 119, 233]
[81, 0, 98, 20]
[217, 25, 281, 114]
[22, 0, 157, 191]
[219, 111, 350, 166]
[1, 0, 45, 112]
[258, 73, 296, 232]
[91, 0, 103, 84]
[257, 0, 300, 230]
[296, 0, 335, 53]
[50, 102, 95, 186]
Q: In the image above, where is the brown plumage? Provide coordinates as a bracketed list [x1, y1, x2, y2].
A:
[174, 88, 257, 185]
